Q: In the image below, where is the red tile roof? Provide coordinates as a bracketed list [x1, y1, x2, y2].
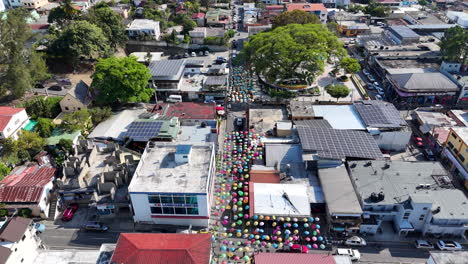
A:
[250, 170, 280, 183]
[286, 3, 327, 12]
[255, 253, 337, 264]
[0, 107, 25, 131]
[111, 233, 212, 264]
[192, 12, 206, 19]
[0, 166, 56, 203]
[155, 102, 216, 120]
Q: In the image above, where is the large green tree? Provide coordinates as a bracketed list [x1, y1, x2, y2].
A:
[272, 10, 320, 28]
[0, 8, 50, 98]
[439, 26, 468, 64]
[340, 57, 361, 74]
[326, 84, 350, 101]
[48, 20, 111, 67]
[48, 0, 81, 25]
[0, 131, 45, 165]
[85, 6, 127, 48]
[92, 56, 153, 104]
[365, 1, 389, 17]
[243, 24, 346, 84]
[60, 109, 92, 133]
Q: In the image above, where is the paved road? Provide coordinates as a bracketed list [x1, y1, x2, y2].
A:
[357, 242, 429, 263]
[40, 225, 120, 250]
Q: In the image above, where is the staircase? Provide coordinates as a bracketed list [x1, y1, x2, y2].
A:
[47, 193, 58, 221]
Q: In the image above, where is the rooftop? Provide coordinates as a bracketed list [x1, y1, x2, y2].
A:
[349, 160, 468, 219]
[390, 72, 459, 93]
[123, 117, 179, 142]
[88, 108, 148, 140]
[0, 107, 25, 131]
[414, 111, 458, 128]
[148, 59, 186, 79]
[318, 166, 362, 215]
[388, 25, 420, 39]
[353, 101, 406, 128]
[111, 233, 212, 264]
[127, 19, 160, 30]
[451, 127, 468, 143]
[289, 101, 314, 118]
[294, 119, 332, 129]
[66, 80, 92, 105]
[298, 127, 383, 160]
[312, 105, 365, 130]
[129, 52, 163, 63]
[339, 20, 370, 30]
[378, 59, 440, 70]
[449, 110, 468, 127]
[252, 183, 311, 217]
[249, 106, 288, 134]
[129, 143, 214, 193]
[429, 251, 468, 264]
[177, 125, 218, 144]
[46, 129, 81, 146]
[34, 250, 102, 264]
[250, 169, 281, 183]
[0, 166, 56, 203]
[154, 102, 216, 121]
[204, 75, 227, 86]
[286, 3, 327, 12]
[255, 253, 337, 264]
[0, 217, 32, 243]
[191, 12, 205, 19]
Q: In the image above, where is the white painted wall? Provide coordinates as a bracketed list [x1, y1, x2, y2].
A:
[37, 181, 54, 218]
[0, 0, 6, 11]
[0, 110, 29, 140]
[4, 224, 41, 264]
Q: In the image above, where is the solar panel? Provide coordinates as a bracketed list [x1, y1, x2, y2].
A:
[125, 121, 163, 142]
[354, 101, 405, 128]
[297, 127, 383, 160]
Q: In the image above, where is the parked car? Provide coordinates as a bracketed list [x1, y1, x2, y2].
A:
[363, 69, 370, 76]
[83, 222, 108, 232]
[204, 51, 210, 56]
[415, 240, 434, 249]
[424, 149, 436, 161]
[183, 53, 189, 58]
[216, 56, 227, 64]
[367, 83, 375, 90]
[375, 95, 383, 100]
[436, 240, 463, 251]
[412, 135, 424, 147]
[336, 248, 361, 261]
[344, 236, 367, 247]
[190, 52, 196, 57]
[377, 88, 385, 95]
[34, 223, 46, 233]
[368, 75, 376, 82]
[48, 85, 64, 91]
[167, 94, 182, 103]
[198, 51, 204, 56]
[62, 203, 79, 222]
[373, 82, 380, 87]
[34, 83, 46, 89]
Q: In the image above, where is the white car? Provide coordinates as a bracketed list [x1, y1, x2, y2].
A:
[375, 95, 383, 100]
[336, 248, 361, 261]
[415, 240, 434, 249]
[344, 236, 367, 247]
[368, 75, 376, 82]
[436, 240, 463, 251]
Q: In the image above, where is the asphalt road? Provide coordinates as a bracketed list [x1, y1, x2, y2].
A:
[356, 242, 430, 263]
[40, 226, 120, 250]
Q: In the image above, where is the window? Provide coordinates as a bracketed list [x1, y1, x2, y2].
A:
[423, 207, 428, 210]
[447, 142, 454, 149]
[452, 133, 458, 139]
[185, 196, 198, 206]
[183, 155, 188, 158]
[187, 207, 199, 215]
[175, 207, 187, 215]
[162, 207, 175, 214]
[150, 207, 162, 214]
[459, 154, 465, 162]
[403, 212, 410, 220]
[148, 195, 161, 204]
[454, 148, 459, 154]
[14, 119, 19, 125]
[419, 215, 425, 221]
[77, 108, 81, 110]
[172, 196, 185, 204]
[161, 196, 173, 204]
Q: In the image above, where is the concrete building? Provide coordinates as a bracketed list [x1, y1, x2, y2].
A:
[0, 217, 44, 264]
[442, 127, 468, 190]
[321, 0, 350, 8]
[446, 11, 468, 27]
[249, 106, 288, 135]
[337, 21, 370, 37]
[0, 107, 29, 140]
[148, 59, 186, 96]
[129, 143, 215, 227]
[151, 102, 217, 127]
[205, 9, 230, 27]
[319, 166, 363, 234]
[21, 0, 48, 9]
[427, 251, 468, 264]
[191, 12, 205, 27]
[126, 19, 161, 40]
[0, 166, 56, 218]
[384, 26, 420, 45]
[349, 160, 468, 239]
[6, 0, 20, 8]
[59, 81, 92, 113]
[286, 3, 328, 23]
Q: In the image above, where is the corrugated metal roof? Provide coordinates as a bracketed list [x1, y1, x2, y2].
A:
[204, 75, 227, 86]
[148, 60, 186, 77]
[0, 166, 56, 203]
[391, 72, 459, 93]
[255, 253, 337, 264]
[111, 233, 211, 264]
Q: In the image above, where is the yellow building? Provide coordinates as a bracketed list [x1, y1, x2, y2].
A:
[337, 21, 370, 37]
[22, 0, 48, 9]
[443, 127, 468, 190]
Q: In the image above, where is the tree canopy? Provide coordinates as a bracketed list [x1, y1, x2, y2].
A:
[60, 109, 92, 133]
[272, 10, 320, 28]
[48, 20, 111, 66]
[92, 56, 153, 104]
[439, 26, 468, 65]
[85, 6, 127, 48]
[326, 84, 350, 101]
[1, 131, 45, 165]
[47, 0, 81, 25]
[243, 24, 346, 84]
[0, 8, 50, 98]
[340, 57, 361, 74]
[365, 1, 389, 17]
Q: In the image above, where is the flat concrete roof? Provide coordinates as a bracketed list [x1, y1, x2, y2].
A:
[252, 183, 311, 216]
[249, 106, 288, 134]
[348, 160, 468, 219]
[289, 101, 314, 118]
[429, 251, 468, 264]
[319, 166, 362, 215]
[129, 143, 214, 194]
[88, 109, 148, 140]
[177, 125, 217, 144]
[34, 250, 102, 264]
[312, 105, 365, 130]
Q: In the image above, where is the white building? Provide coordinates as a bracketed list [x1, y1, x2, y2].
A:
[447, 11, 468, 27]
[0, 0, 6, 12]
[6, 0, 21, 8]
[349, 161, 468, 239]
[129, 143, 215, 227]
[126, 19, 161, 40]
[321, 0, 350, 8]
[0, 217, 43, 264]
[0, 107, 29, 140]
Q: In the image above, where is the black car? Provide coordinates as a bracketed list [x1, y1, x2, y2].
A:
[48, 85, 64, 91]
[34, 83, 45, 89]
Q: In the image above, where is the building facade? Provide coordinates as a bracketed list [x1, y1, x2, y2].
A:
[0, 107, 29, 140]
[126, 19, 161, 40]
[442, 128, 468, 190]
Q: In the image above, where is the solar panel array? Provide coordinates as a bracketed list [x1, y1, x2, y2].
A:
[354, 101, 405, 128]
[125, 121, 163, 142]
[297, 127, 383, 160]
[294, 119, 332, 129]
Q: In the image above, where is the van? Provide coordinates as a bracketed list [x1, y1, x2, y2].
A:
[336, 248, 361, 261]
[167, 95, 182, 103]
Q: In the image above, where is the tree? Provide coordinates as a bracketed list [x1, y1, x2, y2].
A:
[181, 17, 197, 35]
[243, 24, 346, 84]
[58, 139, 74, 154]
[272, 10, 320, 28]
[89, 107, 112, 125]
[61, 109, 92, 133]
[18, 131, 46, 157]
[47, 0, 81, 25]
[0, 8, 50, 98]
[365, 1, 389, 17]
[185, 1, 200, 14]
[36, 118, 56, 137]
[48, 20, 111, 67]
[340, 57, 361, 74]
[439, 26, 468, 64]
[0, 138, 20, 165]
[418, 0, 428, 5]
[86, 6, 127, 48]
[92, 56, 153, 104]
[326, 84, 350, 101]
[0, 163, 11, 181]
[22, 96, 62, 119]
[327, 22, 340, 36]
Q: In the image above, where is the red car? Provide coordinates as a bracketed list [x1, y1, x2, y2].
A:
[412, 135, 424, 147]
[62, 203, 79, 222]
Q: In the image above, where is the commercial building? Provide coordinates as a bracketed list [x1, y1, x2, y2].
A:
[337, 21, 370, 37]
[384, 26, 420, 45]
[0, 166, 56, 218]
[111, 233, 211, 264]
[319, 166, 362, 234]
[129, 143, 215, 226]
[442, 127, 468, 190]
[126, 19, 161, 40]
[349, 160, 468, 239]
[151, 102, 217, 127]
[0, 107, 29, 140]
[0, 217, 44, 264]
[286, 3, 328, 23]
